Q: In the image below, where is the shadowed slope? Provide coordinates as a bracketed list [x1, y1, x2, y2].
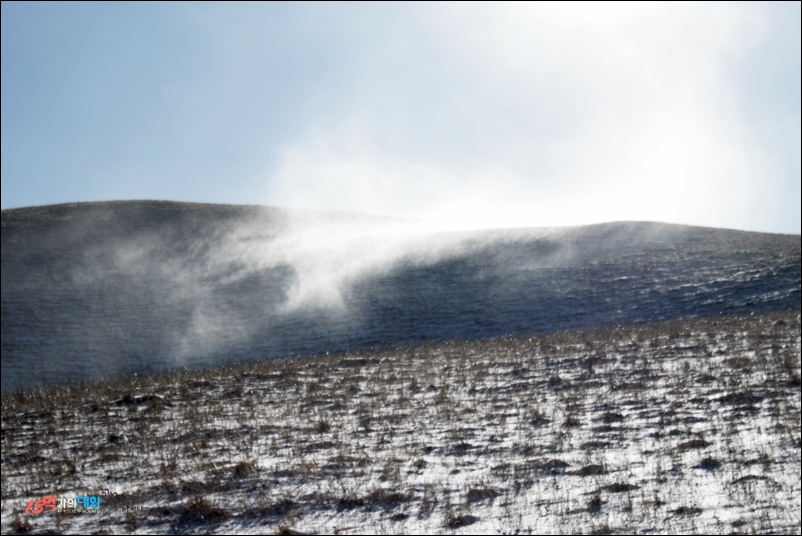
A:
[2, 201, 799, 391]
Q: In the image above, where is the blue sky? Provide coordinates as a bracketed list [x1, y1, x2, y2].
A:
[2, 2, 800, 233]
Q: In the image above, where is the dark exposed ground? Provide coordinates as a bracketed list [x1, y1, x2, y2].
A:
[1, 310, 800, 534]
[2, 201, 800, 392]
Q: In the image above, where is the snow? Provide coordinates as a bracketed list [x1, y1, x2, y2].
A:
[2, 310, 799, 534]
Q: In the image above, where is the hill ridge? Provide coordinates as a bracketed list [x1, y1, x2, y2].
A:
[2, 201, 799, 391]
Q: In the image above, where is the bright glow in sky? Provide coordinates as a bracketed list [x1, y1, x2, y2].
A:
[2, 2, 800, 233]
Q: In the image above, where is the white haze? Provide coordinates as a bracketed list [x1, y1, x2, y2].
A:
[166, 215, 502, 359]
[80, 205, 576, 364]
[260, 2, 799, 233]
[187, 2, 798, 352]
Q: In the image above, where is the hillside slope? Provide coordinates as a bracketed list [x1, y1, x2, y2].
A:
[2, 201, 799, 391]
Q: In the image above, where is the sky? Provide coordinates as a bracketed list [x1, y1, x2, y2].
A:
[2, 2, 800, 234]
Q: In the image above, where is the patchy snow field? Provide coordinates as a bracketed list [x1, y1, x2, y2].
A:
[2, 310, 800, 534]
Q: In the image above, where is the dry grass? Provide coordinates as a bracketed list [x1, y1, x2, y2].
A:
[1, 310, 800, 534]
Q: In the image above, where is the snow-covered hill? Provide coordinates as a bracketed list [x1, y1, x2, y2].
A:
[2, 201, 800, 391]
[1, 201, 800, 534]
